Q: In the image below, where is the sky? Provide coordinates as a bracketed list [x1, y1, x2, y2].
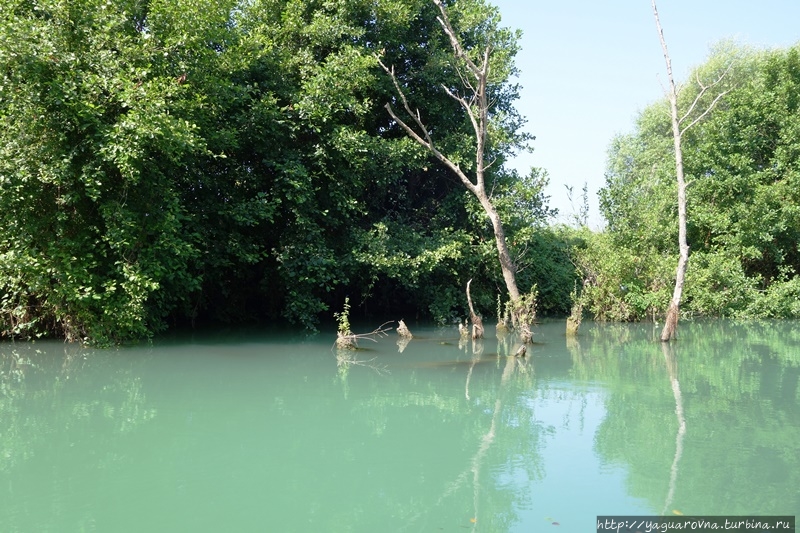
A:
[489, 0, 800, 228]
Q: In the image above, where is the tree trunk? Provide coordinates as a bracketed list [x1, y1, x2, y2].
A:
[477, 193, 521, 303]
[661, 92, 689, 342]
[653, 0, 688, 343]
[476, 163, 533, 343]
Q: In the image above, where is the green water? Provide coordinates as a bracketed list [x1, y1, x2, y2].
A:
[1, 320, 798, 532]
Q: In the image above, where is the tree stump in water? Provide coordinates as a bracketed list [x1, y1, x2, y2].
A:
[496, 320, 510, 336]
[661, 300, 679, 342]
[566, 298, 582, 337]
[335, 333, 356, 350]
[466, 279, 484, 340]
[471, 315, 484, 340]
[518, 324, 532, 344]
[397, 319, 412, 338]
[565, 316, 580, 337]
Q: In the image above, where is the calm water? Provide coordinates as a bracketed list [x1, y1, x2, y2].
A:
[1, 320, 798, 532]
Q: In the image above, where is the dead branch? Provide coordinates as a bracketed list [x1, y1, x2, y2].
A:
[653, 0, 731, 140]
[679, 89, 729, 136]
[678, 64, 733, 127]
[334, 321, 395, 350]
[379, 0, 492, 195]
[377, 58, 478, 194]
[348, 321, 394, 342]
[432, 0, 485, 77]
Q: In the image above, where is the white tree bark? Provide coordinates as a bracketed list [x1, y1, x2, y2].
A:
[652, 0, 728, 342]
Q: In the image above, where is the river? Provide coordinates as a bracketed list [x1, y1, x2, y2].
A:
[1, 320, 798, 531]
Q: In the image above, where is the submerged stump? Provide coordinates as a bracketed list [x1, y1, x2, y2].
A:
[397, 319, 413, 339]
[458, 320, 469, 339]
[466, 279, 484, 340]
[335, 333, 356, 350]
[566, 293, 583, 337]
[566, 316, 580, 337]
[496, 320, 510, 336]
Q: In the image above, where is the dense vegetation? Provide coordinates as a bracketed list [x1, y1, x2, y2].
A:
[1, 0, 798, 344]
[579, 43, 800, 323]
[0, 0, 569, 343]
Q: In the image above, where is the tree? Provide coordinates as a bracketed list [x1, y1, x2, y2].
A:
[651, 0, 729, 341]
[596, 42, 800, 323]
[378, 0, 535, 340]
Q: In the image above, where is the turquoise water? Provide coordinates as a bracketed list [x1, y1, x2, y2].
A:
[1, 320, 798, 532]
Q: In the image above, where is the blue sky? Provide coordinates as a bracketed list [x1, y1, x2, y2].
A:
[490, 0, 800, 227]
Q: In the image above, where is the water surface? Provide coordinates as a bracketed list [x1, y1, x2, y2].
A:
[1, 320, 798, 531]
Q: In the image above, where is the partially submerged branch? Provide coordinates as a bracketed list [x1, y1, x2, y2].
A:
[334, 321, 394, 350]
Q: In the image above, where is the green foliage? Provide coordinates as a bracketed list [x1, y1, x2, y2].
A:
[334, 297, 352, 336]
[0, 0, 206, 343]
[745, 276, 800, 318]
[515, 226, 576, 316]
[570, 229, 673, 322]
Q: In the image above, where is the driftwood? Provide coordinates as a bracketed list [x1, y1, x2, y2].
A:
[466, 279, 484, 340]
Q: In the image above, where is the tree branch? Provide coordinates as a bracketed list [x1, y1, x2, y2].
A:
[432, 0, 491, 190]
[679, 89, 728, 136]
[678, 62, 732, 129]
[377, 58, 478, 193]
[441, 83, 482, 147]
[433, 0, 482, 78]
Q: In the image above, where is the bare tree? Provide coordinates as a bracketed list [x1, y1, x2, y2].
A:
[652, 0, 729, 342]
[378, 0, 533, 341]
